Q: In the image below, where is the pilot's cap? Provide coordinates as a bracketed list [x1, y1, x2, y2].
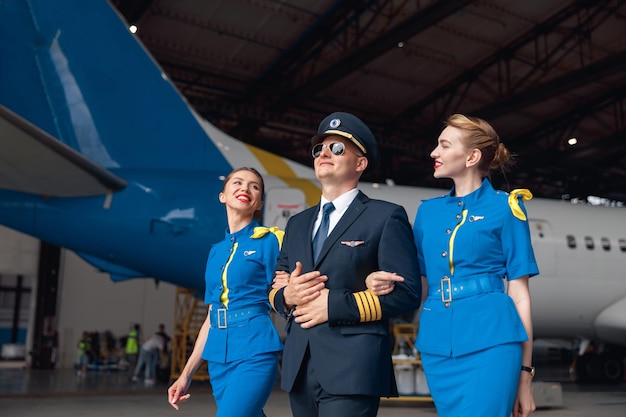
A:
[311, 112, 380, 172]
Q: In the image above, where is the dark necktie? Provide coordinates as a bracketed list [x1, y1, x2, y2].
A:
[313, 202, 335, 262]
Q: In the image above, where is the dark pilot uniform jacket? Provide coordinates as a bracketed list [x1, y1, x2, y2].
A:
[269, 191, 422, 398]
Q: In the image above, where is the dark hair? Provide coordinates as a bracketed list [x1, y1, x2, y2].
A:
[445, 114, 514, 176]
[221, 167, 265, 222]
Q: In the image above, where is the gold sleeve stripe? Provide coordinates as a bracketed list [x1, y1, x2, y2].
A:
[268, 287, 280, 312]
[359, 292, 372, 321]
[354, 291, 367, 322]
[369, 290, 382, 320]
[353, 290, 382, 322]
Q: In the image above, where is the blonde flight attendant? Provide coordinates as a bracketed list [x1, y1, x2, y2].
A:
[168, 167, 283, 417]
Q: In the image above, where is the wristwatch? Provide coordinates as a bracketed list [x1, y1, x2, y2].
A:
[521, 365, 535, 377]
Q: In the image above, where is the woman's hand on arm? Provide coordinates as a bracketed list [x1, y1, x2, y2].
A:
[272, 270, 290, 289]
[365, 271, 404, 296]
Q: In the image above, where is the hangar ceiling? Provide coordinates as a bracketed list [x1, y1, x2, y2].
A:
[111, 0, 626, 202]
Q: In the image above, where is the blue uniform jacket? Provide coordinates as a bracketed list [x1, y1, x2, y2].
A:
[414, 179, 539, 357]
[202, 220, 283, 363]
[269, 191, 422, 397]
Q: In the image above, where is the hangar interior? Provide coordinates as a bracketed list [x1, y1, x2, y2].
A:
[1, 0, 625, 381]
[112, 0, 626, 201]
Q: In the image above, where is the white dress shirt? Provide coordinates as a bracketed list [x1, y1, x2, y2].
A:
[312, 188, 359, 239]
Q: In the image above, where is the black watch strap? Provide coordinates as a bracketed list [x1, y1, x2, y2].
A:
[521, 365, 535, 377]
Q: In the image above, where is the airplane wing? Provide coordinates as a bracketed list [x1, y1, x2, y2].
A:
[0, 105, 127, 197]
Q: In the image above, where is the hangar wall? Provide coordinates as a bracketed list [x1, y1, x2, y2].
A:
[0, 226, 178, 369]
[0, 226, 38, 361]
[0, 227, 39, 276]
[56, 251, 176, 369]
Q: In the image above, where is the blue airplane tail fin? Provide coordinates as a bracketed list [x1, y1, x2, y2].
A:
[0, 0, 309, 291]
[0, 0, 231, 174]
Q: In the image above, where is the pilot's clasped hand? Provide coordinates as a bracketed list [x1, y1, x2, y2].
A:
[293, 288, 329, 328]
[365, 271, 403, 296]
[283, 261, 327, 308]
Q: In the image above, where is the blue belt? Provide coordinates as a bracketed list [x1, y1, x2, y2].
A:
[209, 305, 269, 329]
[428, 275, 504, 306]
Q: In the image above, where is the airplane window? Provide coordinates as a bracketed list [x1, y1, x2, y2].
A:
[584, 236, 594, 250]
[566, 235, 576, 249]
[619, 238, 626, 252]
[601, 237, 610, 251]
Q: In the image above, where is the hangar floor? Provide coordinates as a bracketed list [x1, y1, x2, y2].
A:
[0, 364, 624, 416]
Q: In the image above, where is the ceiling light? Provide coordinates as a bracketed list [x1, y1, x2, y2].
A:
[567, 137, 577, 146]
[129, 24, 138, 34]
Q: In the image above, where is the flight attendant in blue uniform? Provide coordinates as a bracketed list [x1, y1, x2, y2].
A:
[168, 167, 284, 417]
[368, 114, 539, 417]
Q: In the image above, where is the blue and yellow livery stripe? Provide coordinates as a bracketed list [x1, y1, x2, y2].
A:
[219, 242, 238, 307]
[245, 144, 320, 207]
[449, 209, 468, 276]
[353, 290, 382, 322]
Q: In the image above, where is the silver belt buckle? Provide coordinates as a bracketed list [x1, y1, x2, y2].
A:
[440, 276, 452, 306]
[217, 308, 227, 328]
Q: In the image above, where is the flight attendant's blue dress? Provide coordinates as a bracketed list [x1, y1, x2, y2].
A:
[202, 219, 284, 417]
[414, 179, 539, 417]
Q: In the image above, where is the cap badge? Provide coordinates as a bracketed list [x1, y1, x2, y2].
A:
[329, 118, 341, 128]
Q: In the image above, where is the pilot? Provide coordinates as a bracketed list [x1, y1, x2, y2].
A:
[368, 114, 539, 417]
[269, 112, 421, 417]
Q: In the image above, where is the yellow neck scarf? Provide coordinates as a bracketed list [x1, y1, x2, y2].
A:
[508, 189, 533, 221]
